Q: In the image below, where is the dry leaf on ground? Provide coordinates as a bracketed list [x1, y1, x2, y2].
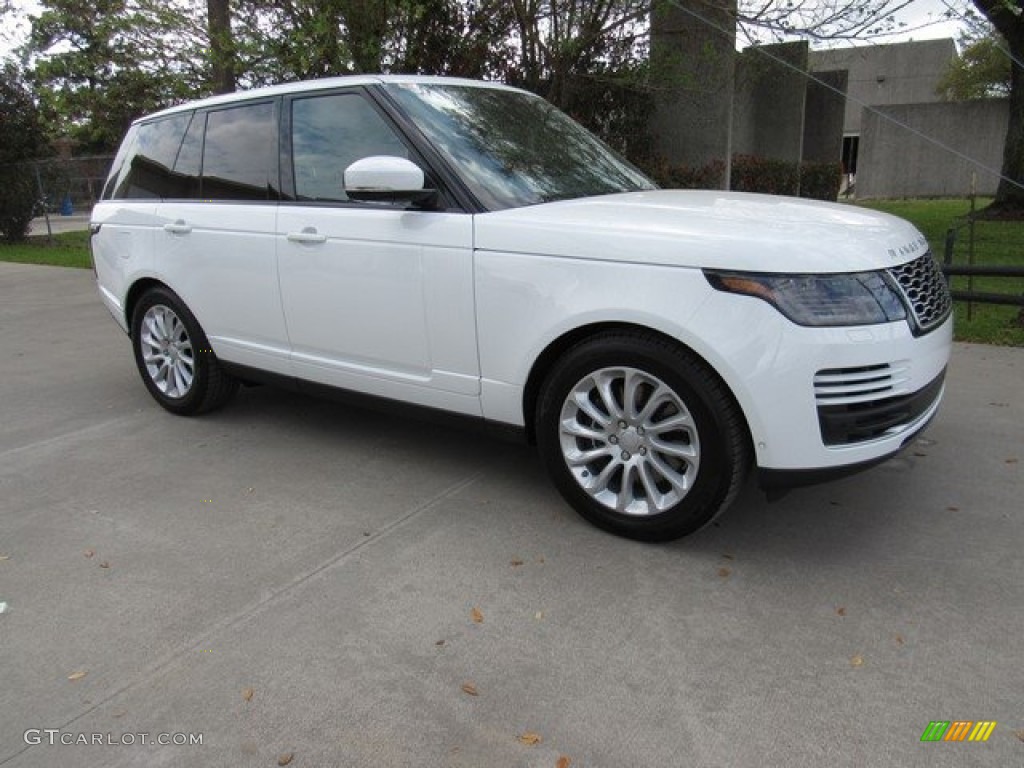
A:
[83, 549, 94, 558]
[510, 559, 524, 567]
[717, 567, 731, 578]
[894, 634, 905, 646]
[518, 732, 542, 746]
[241, 687, 254, 701]
[99, 561, 110, 569]
[471, 607, 484, 624]
[836, 607, 846, 617]
[1014, 729, 1024, 742]
[461, 682, 478, 696]
[68, 671, 87, 682]
[850, 654, 864, 667]
[556, 757, 572, 768]
[277, 752, 294, 766]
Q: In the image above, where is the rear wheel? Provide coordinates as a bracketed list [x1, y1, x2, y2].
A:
[536, 331, 749, 541]
[131, 286, 238, 415]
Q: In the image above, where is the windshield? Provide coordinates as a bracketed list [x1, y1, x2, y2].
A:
[384, 82, 656, 211]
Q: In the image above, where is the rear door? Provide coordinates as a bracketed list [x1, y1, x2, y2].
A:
[154, 101, 290, 374]
[276, 88, 480, 415]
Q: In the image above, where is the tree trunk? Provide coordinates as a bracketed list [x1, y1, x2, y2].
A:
[207, 0, 235, 94]
[974, 0, 1024, 214]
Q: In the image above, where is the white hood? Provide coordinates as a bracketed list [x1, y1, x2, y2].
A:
[473, 190, 930, 273]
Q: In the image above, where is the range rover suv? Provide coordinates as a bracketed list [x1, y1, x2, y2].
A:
[91, 75, 953, 541]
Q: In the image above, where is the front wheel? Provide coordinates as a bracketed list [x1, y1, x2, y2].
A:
[536, 332, 749, 542]
[130, 286, 238, 415]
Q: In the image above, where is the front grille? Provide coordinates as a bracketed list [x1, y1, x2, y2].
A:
[887, 253, 952, 334]
[814, 362, 910, 406]
[817, 369, 945, 446]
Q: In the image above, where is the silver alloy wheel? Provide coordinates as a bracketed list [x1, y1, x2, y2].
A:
[558, 366, 700, 516]
[140, 305, 195, 399]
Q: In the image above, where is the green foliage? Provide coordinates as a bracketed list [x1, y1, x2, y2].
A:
[0, 63, 49, 242]
[730, 154, 800, 196]
[0, 230, 91, 268]
[799, 162, 842, 201]
[26, 0, 204, 153]
[645, 158, 725, 189]
[938, 30, 1011, 101]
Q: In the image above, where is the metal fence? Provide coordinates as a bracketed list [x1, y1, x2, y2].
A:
[0, 155, 114, 217]
[942, 206, 1024, 318]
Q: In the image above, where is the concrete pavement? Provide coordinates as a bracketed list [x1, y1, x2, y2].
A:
[0, 261, 1022, 767]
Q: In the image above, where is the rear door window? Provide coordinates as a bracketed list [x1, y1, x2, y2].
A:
[107, 113, 191, 199]
[201, 102, 279, 201]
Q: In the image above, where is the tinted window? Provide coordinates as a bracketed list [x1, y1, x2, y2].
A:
[202, 102, 278, 200]
[291, 92, 409, 202]
[385, 83, 655, 210]
[109, 113, 191, 199]
[171, 111, 204, 199]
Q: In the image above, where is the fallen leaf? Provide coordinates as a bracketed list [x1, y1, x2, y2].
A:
[913, 452, 927, 457]
[717, 567, 731, 578]
[510, 559, 524, 567]
[68, 671, 87, 682]
[83, 549, 94, 558]
[894, 634, 905, 646]
[947, 506, 960, 512]
[277, 753, 294, 766]
[537, 557, 545, 564]
[836, 607, 846, 617]
[829, 500, 841, 507]
[518, 732, 542, 746]
[721, 553, 734, 560]
[241, 687, 254, 702]
[850, 654, 864, 668]
[556, 757, 572, 768]
[99, 561, 110, 569]
[1006, 458, 1019, 464]
[471, 607, 484, 624]
[461, 682, 478, 696]
[435, 640, 445, 647]
[1014, 729, 1024, 742]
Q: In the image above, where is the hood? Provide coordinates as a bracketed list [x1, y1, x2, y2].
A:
[473, 190, 929, 273]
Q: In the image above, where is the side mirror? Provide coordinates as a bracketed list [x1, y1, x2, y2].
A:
[343, 156, 438, 208]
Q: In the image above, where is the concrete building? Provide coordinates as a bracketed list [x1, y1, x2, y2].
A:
[809, 39, 957, 176]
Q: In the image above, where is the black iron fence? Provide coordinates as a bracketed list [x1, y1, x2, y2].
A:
[942, 207, 1024, 317]
[1, 155, 114, 217]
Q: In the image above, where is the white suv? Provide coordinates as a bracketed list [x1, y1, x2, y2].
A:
[91, 75, 953, 541]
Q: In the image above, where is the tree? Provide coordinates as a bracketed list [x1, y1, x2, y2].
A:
[207, 0, 235, 94]
[25, 0, 204, 153]
[939, 28, 1012, 100]
[971, 0, 1024, 213]
[0, 62, 49, 241]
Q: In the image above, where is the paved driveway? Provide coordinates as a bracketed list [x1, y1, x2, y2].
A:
[1, 262, 1021, 767]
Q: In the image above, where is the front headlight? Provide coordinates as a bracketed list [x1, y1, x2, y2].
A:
[704, 270, 907, 327]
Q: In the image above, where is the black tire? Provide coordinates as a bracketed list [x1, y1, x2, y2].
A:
[536, 331, 749, 542]
[130, 286, 238, 416]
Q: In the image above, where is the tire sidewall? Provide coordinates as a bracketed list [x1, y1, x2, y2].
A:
[537, 335, 738, 540]
[130, 287, 212, 416]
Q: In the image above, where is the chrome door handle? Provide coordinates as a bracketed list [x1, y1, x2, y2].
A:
[287, 227, 327, 244]
[163, 220, 192, 235]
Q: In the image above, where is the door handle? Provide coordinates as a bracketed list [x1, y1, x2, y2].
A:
[287, 227, 327, 245]
[163, 220, 192, 235]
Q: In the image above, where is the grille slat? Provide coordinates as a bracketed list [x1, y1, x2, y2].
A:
[813, 362, 911, 406]
[887, 253, 952, 334]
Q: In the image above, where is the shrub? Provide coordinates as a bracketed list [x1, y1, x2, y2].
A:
[0, 163, 38, 243]
[730, 154, 799, 196]
[799, 161, 843, 201]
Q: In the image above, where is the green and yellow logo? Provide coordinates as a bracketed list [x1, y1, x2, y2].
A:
[921, 721, 997, 742]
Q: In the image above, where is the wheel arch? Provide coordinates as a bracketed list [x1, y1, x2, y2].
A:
[521, 321, 753, 453]
[124, 277, 171, 335]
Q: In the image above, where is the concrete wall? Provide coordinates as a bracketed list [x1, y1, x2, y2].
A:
[858, 99, 1007, 198]
[649, 0, 736, 186]
[803, 70, 848, 164]
[732, 42, 809, 162]
[809, 39, 956, 134]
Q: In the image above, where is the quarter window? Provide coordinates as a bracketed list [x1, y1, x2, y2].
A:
[108, 113, 192, 199]
[291, 93, 409, 202]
